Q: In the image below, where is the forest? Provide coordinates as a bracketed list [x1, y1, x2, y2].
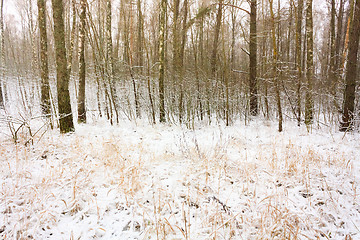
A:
[0, 0, 359, 239]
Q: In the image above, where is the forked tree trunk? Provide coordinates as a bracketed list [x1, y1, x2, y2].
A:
[51, 0, 75, 133]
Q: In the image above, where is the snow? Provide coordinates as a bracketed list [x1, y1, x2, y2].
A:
[0, 118, 359, 239]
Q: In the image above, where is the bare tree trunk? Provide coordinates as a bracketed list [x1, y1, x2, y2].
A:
[295, 0, 304, 126]
[136, 0, 143, 73]
[67, 0, 77, 75]
[144, 38, 156, 124]
[340, 0, 360, 131]
[106, 0, 119, 124]
[335, 0, 344, 81]
[0, 0, 5, 108]
[172, 0, 181, 122]
[249, 0, 258, 116]
[269, 0, 282, 132]
[305, 0, 313, 127]
[178, 0, 188, 124]
[51, 0, 75, 133]
[122, 0, 130, 65]
[329, 0, 338, 111]
[38, 0, 51, 119]
[77, 0, 86, 123]
[211, 0, 223, 77]
[341, 0, 355, 73]
[159, 0, 167, 123]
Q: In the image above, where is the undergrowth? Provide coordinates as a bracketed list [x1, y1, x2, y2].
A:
[0, 125, 358, 239]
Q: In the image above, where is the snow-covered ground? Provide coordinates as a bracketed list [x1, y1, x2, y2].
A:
[0, 118, 359, 239]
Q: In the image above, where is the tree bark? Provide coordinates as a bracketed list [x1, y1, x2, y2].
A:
[295, 0, 304, 126]
[340, 0, 360, 131]
[52, 0, 75, 133]
[269, 0, 282, 132]
[136, 0, 143, 73]
[106, 0, 119, 124]
[77, 0, 87, 123]
[305, 0, 313, 126]
[249, 0, 258, 116]
[335, 0, 344, 80]
[38, 0, 51, 118]
[329, 0, 337, 110]
[159, 0, 167, 123]
[0, 0, 5, 108]
[211, 0, 223, 76]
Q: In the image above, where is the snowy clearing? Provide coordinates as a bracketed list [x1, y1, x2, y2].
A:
[0, 119, 359, 239]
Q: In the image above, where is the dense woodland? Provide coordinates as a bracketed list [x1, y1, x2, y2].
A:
[0, 0, 360, 133]
[2, 1, 360, 239]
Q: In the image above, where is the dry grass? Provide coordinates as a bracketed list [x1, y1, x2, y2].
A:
[0, 126, 358, 239]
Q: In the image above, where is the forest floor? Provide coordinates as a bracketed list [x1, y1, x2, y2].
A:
[0, 118, 359, 239]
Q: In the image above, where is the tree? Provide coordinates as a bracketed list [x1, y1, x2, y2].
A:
[211, 0, 223, 76]
[295, 0, 304, 126]
[159, 0, 167, 123]
[136, 0, 144, 72]
[249, 0, 258, 116]
[37, 0, 51, 118]
[67, 0, 77, 75]
[0, 0, 4, 108]
[179, 0, 188, 123]
[335, 0, 345, 77]
[329, 0, 337, 110]
[269, 0, 283, 132]
[106, 0, 119, 124]
[305, 0, 313, 126]
[340, 0, 360, 131]
[77, 0, 87, 123]
[51, 0, 75, 133]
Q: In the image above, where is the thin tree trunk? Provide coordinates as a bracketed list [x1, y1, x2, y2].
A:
[159, 0, 167, 123]
[136, 0, 143, 73]
[77, 0, 86, 123]
[329, 0, 337, 111]
[211, 0, 223, 76]
[106, 0, 119, 124]
[0, 0, 3, 108]
[249, 0, 258, 116]
[341, 0, 355, 73]
[295, 0, 304, 126]
[178, 0, 188, 124]
[67, 0, 77, 75]
[269, 0, 282, 132]
[144, 39, 156, 124]
[335, 0, 344, 80]
[305, 0, 314, 126]
[38, 0, 51, 119]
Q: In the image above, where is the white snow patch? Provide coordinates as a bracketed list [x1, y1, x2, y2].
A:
[0, 119, 359, 239]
